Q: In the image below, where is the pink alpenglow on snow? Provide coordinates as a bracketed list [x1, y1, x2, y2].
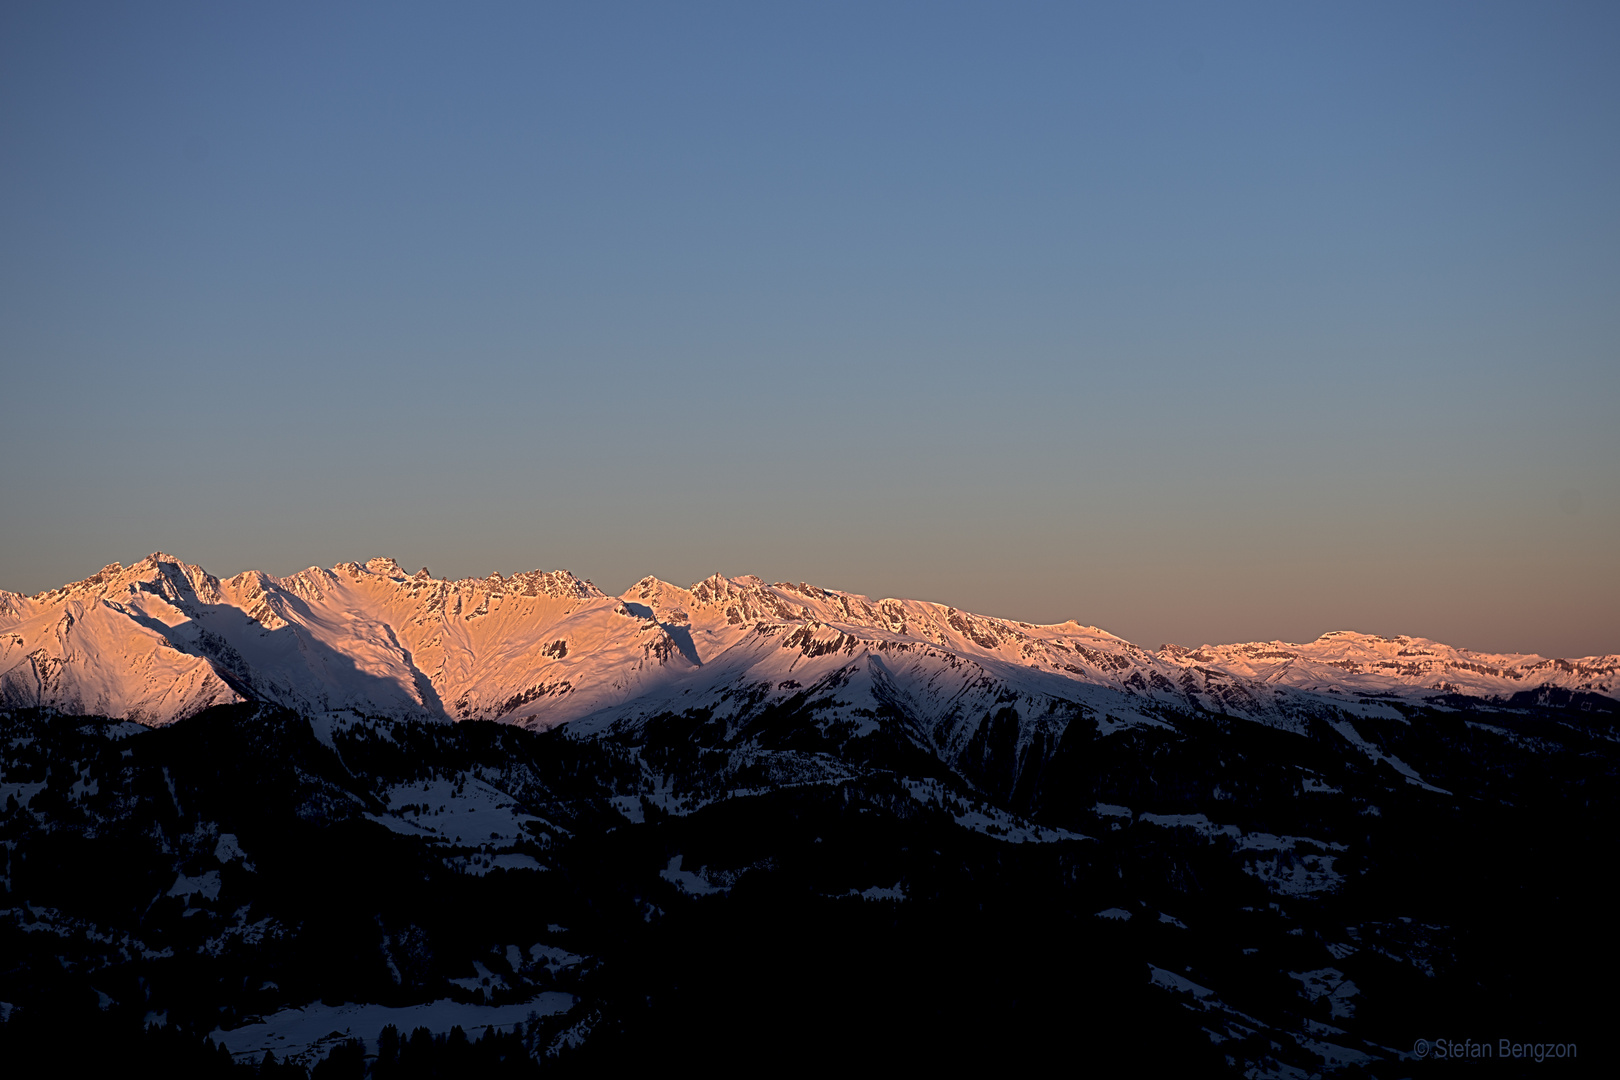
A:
[2, 554, 1614, 732]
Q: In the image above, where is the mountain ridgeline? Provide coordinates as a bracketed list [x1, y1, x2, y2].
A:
[2, 555, 1615, 1074]
[3, 553, 1614, 796]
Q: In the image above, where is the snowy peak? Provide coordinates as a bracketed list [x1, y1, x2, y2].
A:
[1156, 630, 1619, 700]
[2, 555, 1615, 730]
[1, 554, 634, 727]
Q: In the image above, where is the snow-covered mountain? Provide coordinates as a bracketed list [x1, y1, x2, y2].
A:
[5, 555, 1616, 1075]
[3, 553, 1614, 736]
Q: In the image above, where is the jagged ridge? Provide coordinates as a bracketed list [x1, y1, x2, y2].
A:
[2, 555, 1614, 747]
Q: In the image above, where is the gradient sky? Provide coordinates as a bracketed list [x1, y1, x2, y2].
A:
[2, 2, 1616, 658]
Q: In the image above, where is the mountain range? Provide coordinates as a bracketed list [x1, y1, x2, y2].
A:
[3, 552, 1614, 1074]
[5, 552, 1614, 736]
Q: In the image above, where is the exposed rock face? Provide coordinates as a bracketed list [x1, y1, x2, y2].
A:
[3, 555, 1614, 768]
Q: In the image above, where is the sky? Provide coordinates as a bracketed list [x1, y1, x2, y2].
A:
[1, 2, 1616, 658]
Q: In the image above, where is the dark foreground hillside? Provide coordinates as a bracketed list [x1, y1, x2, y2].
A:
[1, 698, 1614, 1076]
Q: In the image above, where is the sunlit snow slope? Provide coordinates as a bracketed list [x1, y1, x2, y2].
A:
[2, 554, 1614, 734]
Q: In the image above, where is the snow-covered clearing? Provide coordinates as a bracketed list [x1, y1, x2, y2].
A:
[211, 992, 573, 1066]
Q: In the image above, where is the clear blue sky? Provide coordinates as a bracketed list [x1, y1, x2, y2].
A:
[2, 2, 1616, 657]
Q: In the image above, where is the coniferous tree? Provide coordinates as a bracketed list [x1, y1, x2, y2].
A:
[373, 1024, 401, 1079]
[310, 1037, 365, 1079]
